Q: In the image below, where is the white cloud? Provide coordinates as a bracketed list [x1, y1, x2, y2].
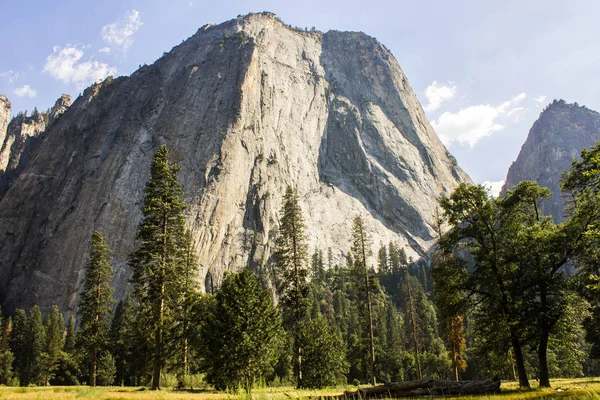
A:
[0, 70, 20, 84]
[535, 95, 547, 106]
[482, 180, 505, 198]
[99, 47, 111, 53]
[423, 81, 456, 112]
[101, 10, 143, 51]
[43, 45, 117, 89]
[13, 85, 37, 98]
[432, 93, 527, 147]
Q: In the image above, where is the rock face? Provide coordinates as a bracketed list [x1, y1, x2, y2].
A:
[48, 94, 72, 126]
[0, 95, 10, 149]
[0, 13, 470, 315]
[0, 94, 71, 197]
[502, 100, 600, 222]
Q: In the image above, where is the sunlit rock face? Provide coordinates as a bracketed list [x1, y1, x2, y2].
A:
[0, 13, 469, 315]
[502, 100, 600, 222]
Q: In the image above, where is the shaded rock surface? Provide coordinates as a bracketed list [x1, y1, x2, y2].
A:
[0, 13, 470, 315]
[502, 100, 600, 222]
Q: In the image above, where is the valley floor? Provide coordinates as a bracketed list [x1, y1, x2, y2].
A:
[0, 378, 599, 400]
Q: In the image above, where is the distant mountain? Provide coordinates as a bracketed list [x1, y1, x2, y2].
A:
[0, 12, 470, 315]
[502, 99, 600, 222]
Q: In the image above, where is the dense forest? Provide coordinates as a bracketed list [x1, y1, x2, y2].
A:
[1, 143, 599, 391]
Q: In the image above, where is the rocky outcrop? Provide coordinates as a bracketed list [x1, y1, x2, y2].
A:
[502, 100, 600, 222]
[0, 108, 48, 195]
[0, 95, 10, 149]
[48, 94, 72, 126]
[0, 94, 71, 197]
[0, 13, 470, 315]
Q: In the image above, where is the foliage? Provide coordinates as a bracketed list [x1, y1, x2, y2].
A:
[129, 144, 188, 390]
[201, 269, 283, 392]
[78, 231, 115, 387]
[298, 314, 349, 388]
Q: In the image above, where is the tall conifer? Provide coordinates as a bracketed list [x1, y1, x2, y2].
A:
[130, 144, 187, 390]
[78, 231, 115, 386]
[273, 185, 309, 387]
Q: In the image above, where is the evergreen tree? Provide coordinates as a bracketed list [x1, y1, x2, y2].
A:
[109, 295, 135, 386]
[0, 312, 15, 385]
[25, 305, 46, 386]
[349, 215, 377, 385]
[298, 315, 349, 388]
[96, 351, 116, 386]
[273, 185, 310, 387]
[64, 316, 76, 354]
[10, 309, 27, 385]
[201, 269, 283, 392]
[41, 305, 65, 386]
[169, 229, 200, 387]
[78, 231, 115, 386]
[129, 144, 188, 390]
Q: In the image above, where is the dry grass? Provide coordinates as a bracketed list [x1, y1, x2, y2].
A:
[0, 378, 599, 400]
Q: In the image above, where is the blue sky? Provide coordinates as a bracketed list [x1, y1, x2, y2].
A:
[2, 0, 600, 192]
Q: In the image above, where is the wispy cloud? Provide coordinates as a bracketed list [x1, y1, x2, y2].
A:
[101, 10, 143, 51]
[535, 95, 547, 107]
[423, 81, 456, 112]
[482, 180, 505, 198]
[432, 93, 527, 147]
[13, 85, 37, 98]
[0, 70, 20, 84]
[99, 47, 111, 54]
[43, 45, 117, 89]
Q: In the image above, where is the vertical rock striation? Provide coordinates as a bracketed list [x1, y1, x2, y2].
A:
[0, 13, 470, 315]
[502, 100, 600, 222]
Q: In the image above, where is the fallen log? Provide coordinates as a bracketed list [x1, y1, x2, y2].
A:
[322, 378, 501, 399]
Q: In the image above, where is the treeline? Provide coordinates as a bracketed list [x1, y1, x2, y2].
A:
[1, 143, 599, 390]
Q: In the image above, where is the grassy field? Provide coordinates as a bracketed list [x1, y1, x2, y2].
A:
[0, 378, 599, 399]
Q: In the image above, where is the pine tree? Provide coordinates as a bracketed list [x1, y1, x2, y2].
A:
[170, 229, 200, 387]
[10, 309, 27, 385]
[0, 311, 15, 385]
[109, 295, 135, 386]
[350, 215, 377, 385]
[26, 305, 46, 386]
[96, 351, 116, 386]
[201, 269, 283, 392]
[78, 231, 115, 386]
[129, 144, 187, 390]
[273, 185, 310, 387]
[64, 316, 76, 354]
[298, 315, 349, 388]
[41, 305, 65, 386]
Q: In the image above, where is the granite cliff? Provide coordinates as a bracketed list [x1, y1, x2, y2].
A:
[502, 100, 600, 222]
[0, 13, 469, 314]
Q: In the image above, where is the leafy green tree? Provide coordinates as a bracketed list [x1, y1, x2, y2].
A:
[349, 215, 377, 385]
[298, 315, 348, 388]
[78, 231, 115, 386]
[129, 144, 188, 390]
[273, 185, 310, 387]
[439, 183, 531, 388]
[201, 269, 283, 392]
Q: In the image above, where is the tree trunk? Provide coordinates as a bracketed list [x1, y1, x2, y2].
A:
[538, 280, 551, 388]
[509, 331, 530, 389]
[406, 279, 422, 379]
[152, 284, 164, 390]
